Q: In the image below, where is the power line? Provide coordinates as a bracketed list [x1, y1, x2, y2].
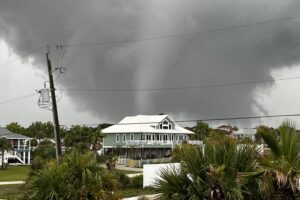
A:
[60, 113, 300, 127]
[58, 14, 300, 47]
[0, 45, 45, 69]
[57, 75, 300, 93]
[0, 94, 38, 105]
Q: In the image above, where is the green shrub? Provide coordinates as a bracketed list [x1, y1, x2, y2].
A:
[29, 156, 46, 176]
[96, 154, 109, 163]
[32, 143, 56, 160]
[114, 171, 130, 189]
[131, 175, 143, 188]
[23, 150, 120, 200]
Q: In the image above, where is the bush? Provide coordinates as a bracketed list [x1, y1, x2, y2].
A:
[96, 154, 109, 163]
[32, 143, 56, 160]
[23, 150, 120, 200]
[30, 156, 46, 174]
[115, 171, 130, 188]
[131, 175, 143, 188]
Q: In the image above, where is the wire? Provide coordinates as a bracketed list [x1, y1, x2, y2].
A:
[57, 75, 300, 93]
[0, 94, 38, 105]
[58, 15, 300, 47]
[59, 113, 300, 127]
[0, 45, 46, 69]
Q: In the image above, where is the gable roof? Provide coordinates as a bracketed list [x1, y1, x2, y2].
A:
[0, 128, 31, 140]
[102, 115, 194, 134]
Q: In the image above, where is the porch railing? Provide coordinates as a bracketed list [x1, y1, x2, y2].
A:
[125, 140, 203, 146]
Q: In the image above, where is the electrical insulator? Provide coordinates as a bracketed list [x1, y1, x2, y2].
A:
[40, 88, 50, 103]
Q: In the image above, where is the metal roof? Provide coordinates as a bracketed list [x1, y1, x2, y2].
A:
[0, 128, 32, 140]
[102, 115, 194, 134]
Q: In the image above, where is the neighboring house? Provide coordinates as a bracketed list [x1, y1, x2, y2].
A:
[232, 128, 256, 141]
[102, 115, 197, 159]
[0, 128, 32, 165]
[215, 124, 238, 135]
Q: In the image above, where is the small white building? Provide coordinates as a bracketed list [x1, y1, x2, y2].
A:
[0, 128, 32, 165]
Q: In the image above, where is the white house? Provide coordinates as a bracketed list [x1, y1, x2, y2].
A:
[102, 114, 197, 159]
[232, 128, 256, 141]
[0, 128, 32, 165]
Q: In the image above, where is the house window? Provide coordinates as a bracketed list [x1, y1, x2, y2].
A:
[130, 134, 134, 141]
[122, 134, 126, 142]
[170, 134, 174, 141]
[146, 135, 151, 141]
[179, 135, 183, 140]
[116, 134, 120, 143]
[163, 135, 168, 141]
[159, 119, 173, 130]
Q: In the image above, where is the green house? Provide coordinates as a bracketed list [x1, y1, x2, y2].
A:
[102, 115, 196, 159]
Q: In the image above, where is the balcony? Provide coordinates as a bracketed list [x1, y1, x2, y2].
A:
[12, 145, 31, 152]
[125, 140, 202, 147]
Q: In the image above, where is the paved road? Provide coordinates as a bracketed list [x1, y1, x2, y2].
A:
[115, 164, 143, 172]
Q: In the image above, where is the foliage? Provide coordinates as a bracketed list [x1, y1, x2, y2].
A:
[113, 171, 143, 189]
[31, 142, 56, 160]
[63, 125, 104, 153]
[117, 187, 156, 198]
[246, 121, 300, 199]
[6, 122, 26, 135]
[114, 171, 131, 188]
[29, 156, 46, 176]
[96, 154, 109, 163]
[155, 134, 259, 200]
[171, 143, 190, 162]
[189, 121, 212, 140]
[0, 138, 11, 170]
[30, 138, 38, 147]
[131, 175, 143, 188]
[24, 121, 55, 139]
[23, 150, 120, 200]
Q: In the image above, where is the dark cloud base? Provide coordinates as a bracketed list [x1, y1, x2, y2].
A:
[1, 0, 300, 123]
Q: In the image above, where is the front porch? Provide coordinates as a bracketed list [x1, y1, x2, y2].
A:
[0, 128, 32, 165]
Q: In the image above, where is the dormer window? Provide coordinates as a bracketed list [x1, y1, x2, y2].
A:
[159, 119, 173, 130]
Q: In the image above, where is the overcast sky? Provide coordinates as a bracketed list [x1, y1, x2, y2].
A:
[1, 0, 300, 128]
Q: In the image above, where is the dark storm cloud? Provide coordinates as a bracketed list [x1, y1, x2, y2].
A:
[1, 0, 300, 123]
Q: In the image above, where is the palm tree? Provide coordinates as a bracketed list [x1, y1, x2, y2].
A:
[25, 150, 119, 200]
[89, 128, 104, 158]
[248, 121, 300, 199]
[155, 133, 259, 200]
[0, 138, 11, 169]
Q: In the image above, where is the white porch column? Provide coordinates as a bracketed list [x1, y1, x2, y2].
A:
[28, 140, 31, 164]
[23, 140, 26, 164]
[17, 139, 20, 151]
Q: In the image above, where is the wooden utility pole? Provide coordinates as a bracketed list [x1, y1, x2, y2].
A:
[46, 50, 62, 162]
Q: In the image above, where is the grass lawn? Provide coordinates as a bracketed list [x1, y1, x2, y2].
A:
[119, 187, 157, 198]
[0, 165, 30, 181]
[0, 184, 23, 199]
